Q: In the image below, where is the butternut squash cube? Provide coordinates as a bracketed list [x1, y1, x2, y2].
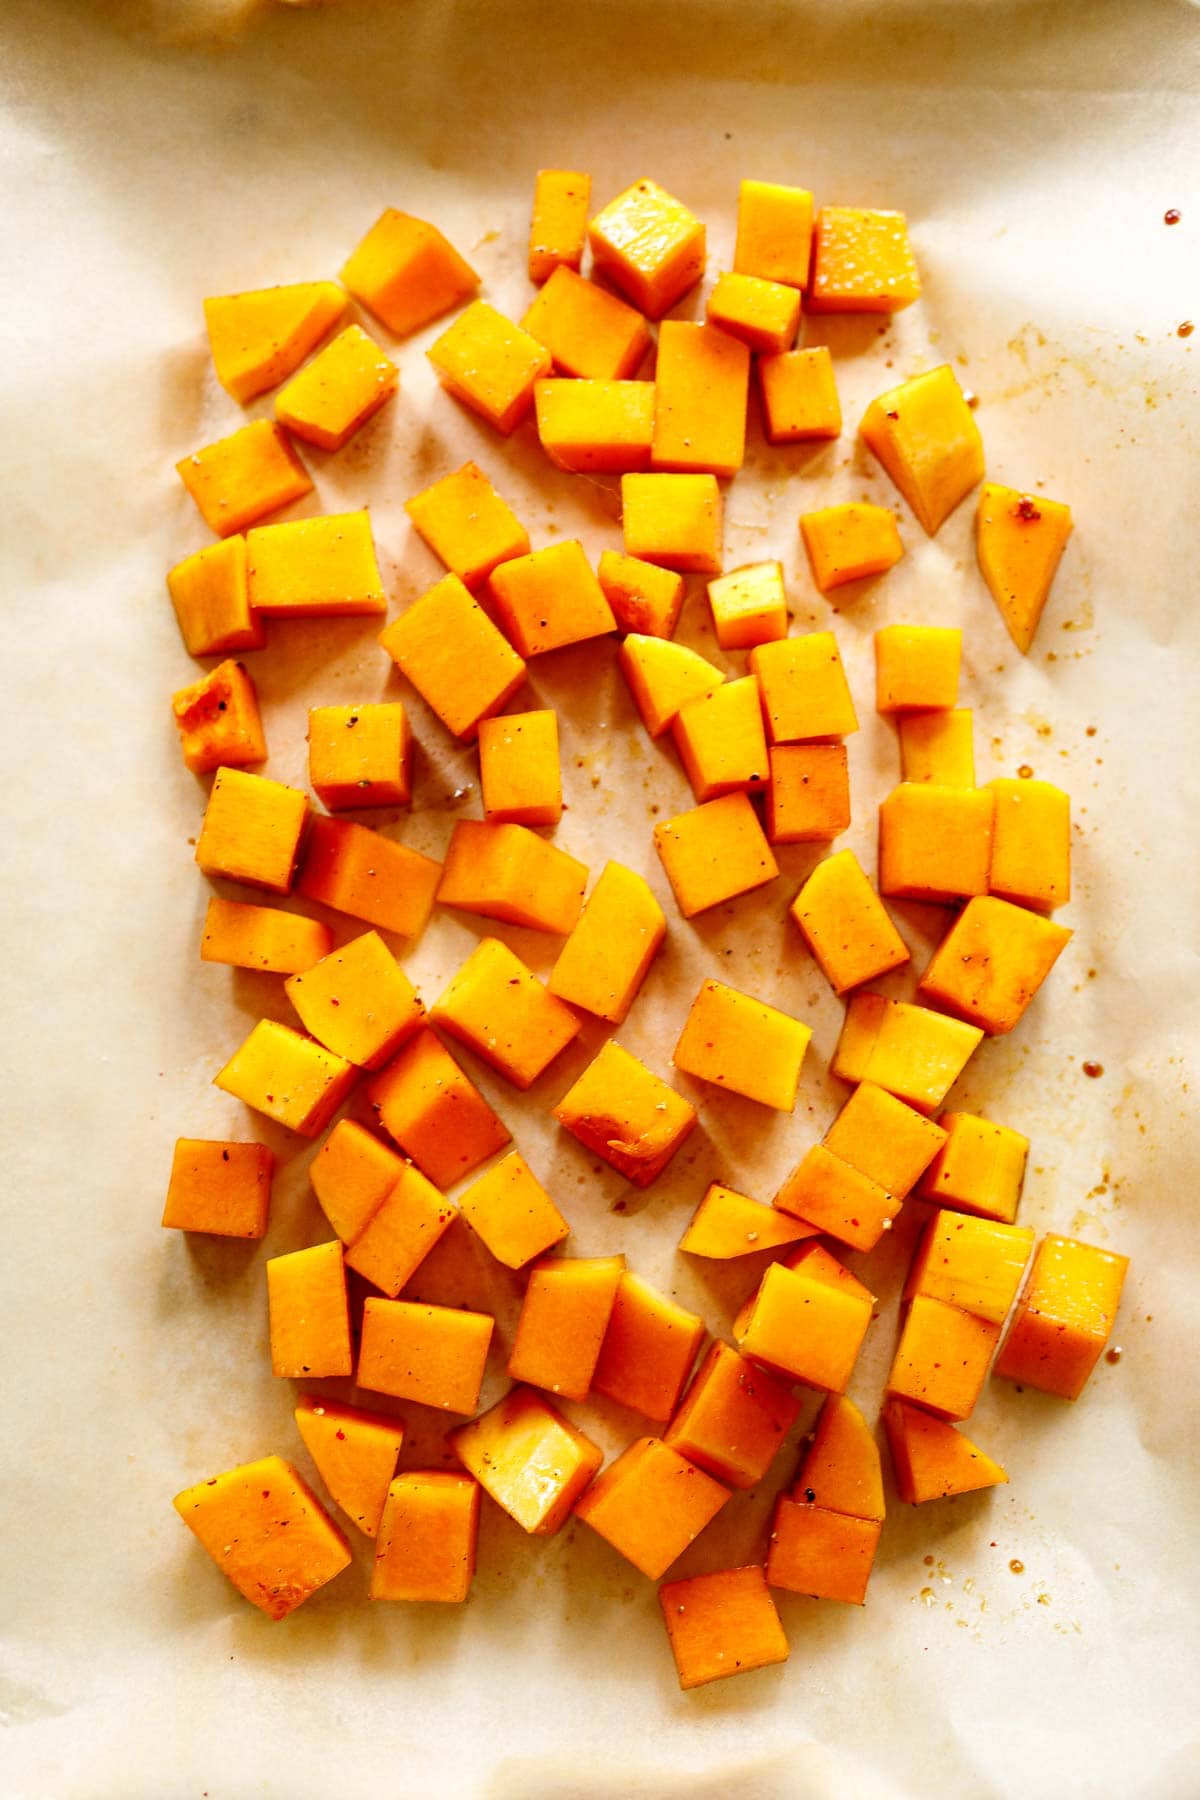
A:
[766, 1500, 882, 1605]
[619, 634, 724, 738]
[593, 1272, 706, 1422]
[546, 861, 666, 1025]
[672, 676, 770, 804]
[367, 1029, 510, 1189]
[831, 992, 983, 1113]
[773, 1143, 899, 1254]
[758, 346, 841, 443]
[659, 1565, 788, 1690]
[887, 1294, 1001, 1421]
[798, 1393, 885, 1522]
[651, 320, 750, 480]
[285, 931, 423, 1071]
[879, 782, 995, 904]
[293, 1396, 406, 1537]
[437, 820, 587, 935]
[664, 1341, 800, 1489]
[176, 419, 312, 538]
[488, 540, 615, 659]
[267, 1240, 353, 1378]
[204, 281, 347, 404]
[734, 179, 814, 288]
[654, 792, 778, 917]
[274, 324, 398, 452]
[596, 551, 684, 639]
[883, 1399, 1008, 1504]
[861, 367, 983, 535]
[297, 815, 442, 940]
[706, 561, 788, 652]
[522, 266, 651, 380]
[790, 849, 909, 994]
[553, 1041, 697, 1188]
[345, 1162, 456, 1297]
[875, 624, 962, 713]
[534, 379, 656, 475]
[907, 1210, 1035, 1326]
[987, 777, 1071, 911]
[673, 978, 811, 1112]
[706, 271, 800, 356]
[575, 1438, 729, 1580]
[246, 510, 385, 618]
[765, 744, 850, 845]
[430, 936, 581, 1090]
[899, 708, 975, 786]
[825, 1081, 947, 1197]
[308, 703, 411, 812]
[310, 1118, 405, 1245]
[918, 1112, 1029, 1224]
[458, 1150, 568, 1269]
[427, 300, 551, 435]
[201, 896, 331, 976]
[478, 709, 561, 827]
[404, 462, 530, 591]
[216, 1020, 356, 1136]
[507, 1254, 625, 1401]
[168, 536, 264, 657]
[918, 895, 1073, 1035]
[370, 1471, 479, 1602]
[680, 1184, 816, 1259]
[529, 168, 591, 284]
[359, 1297, 494, 1414]
[171, 659, 266, 776]
[341, 208, 478, 337]
[749, 631, 858, 744]
[588, 178, 705, 318]
[162, 1137, 272, 1238]
[977, 483, 1073, 653]
[809, 207, 920, 313]
[734, 1248, 873, 1393]
[994, 1233, 1129, 1400]
[801, 503, 903, 593]
[621, 472, 723, 575]
[173, 1455, 351, 1619]
[450, 1387, 602, 1535]
[379, 573, 527, 740]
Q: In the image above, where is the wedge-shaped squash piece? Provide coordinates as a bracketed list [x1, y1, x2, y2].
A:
[734, 1247, 874, 1393]
[619, 634, 724, 739]
[875, 624, 961, 713]
[918, 1112, 1029, 1224]
[428, 300, 551, 435]
[994, 1233, 1129, 1399]
[706, 561, 788, 652]
[621, 473, 723, 575]
[734, 179, 813, 288]
[884, 1398, 1008, 1503]
[430, 936, 581, 1090]
[488, 539, 615, 658]
[167, 536, 264, 658]
[977, 483, 1073, 652]
[547, 861, 666, 1025]
[766, 744, 851, 846]
[358, 1296, 494, 1414]
[809, 207, 920, 313]
[370, 1471, 479, 1602]
[987, 777, 1071, 911]
[861, 366, 983, 535]
[673, 978, 811, 1112]
[343, 1163, 456, 1299]
[341, 208, 478, 336]
[899, 709, 975, 786]
[204, 281, 347, 404]
[404, 462, 530, 590]
[379, 573, 526, 740]
[879, 783, 995, 904]
[285, 930, 424, 1070]
[597, 551, 684, 639]
[172, 659, 266, 776]
[672, 677, 769, 804]
[832, 992, 983, 1112]
[308, 702, 411, 812]
[654, 793, 778, 918]
[275, 325, 398, 452]
[886, 1295, 1001, 1422]
[176, 420, 312, 538]
[173, 1455, 351, 1619]
[457, 1150, 569, 1270]
[196, 767, 309, 895]
[706, 271, 801, 356]
[664, 1342, 800, 1489]
[589, 178, 705, 319]
[267, 1241, 353, 1377]
[593, 1272, 705, 1422]
[246, 511, 386, 617]
[294, 1396, 406, 1538]
[918, 895, 1072, 1035]
[553, 1041, 696, 1188]
[800, 503, 903, 593]
[216, 1021, 356, 1138]
[758, 346, 841, 443]
[749, 632, 858, 744]
[522, 266, 651, 380]
[680, 1183, 817, 1259]
[437, 820, 587, 935]
[773, 1143, 900, 1254]
[478, 709, 562, 828]
[824, 1081, 947, 1197]
[507, 1254, 625, 1401]
[534, 379, 655, 474]
[766, 1501, 882, 1606]
[310, 1119, 405, 1245]
[576, 1438, 729, 1580]
[367, 1029, 510, 1189]
[658, 1566, 788, 1690]
[529, 168, 591, 284]
[790, 849, 909, 995]
[651, 320, 750, 479]
[450, 1387, 602, 1534]
[297, 815, 442, 940]
[162, 1138, 273, 1239]
[907, 1211, 1035, 1326]
[798, 1394, 885, 1523]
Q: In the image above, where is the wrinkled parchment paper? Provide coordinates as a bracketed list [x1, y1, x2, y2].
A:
[2, 1, 1198, 1794]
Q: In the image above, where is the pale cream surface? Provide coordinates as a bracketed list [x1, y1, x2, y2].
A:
[1, 1, 1198, 1795]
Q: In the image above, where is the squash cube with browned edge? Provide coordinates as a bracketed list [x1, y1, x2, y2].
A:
[918, 1112, 1029, 1224]
[534, 380, 656, 475]
[655, 792, 778, 919]
[478, 710, 561, 828]
[659, 1565, 788, 1691]
[267, 1240, 353, 1378]
[310, 1118, 406, 1245]
[652, 321, 750, 480]
[548, 861, 666, 1026]
[664, 1342, 800, 1489]
[367, 1029, 510, 1190]
[680, 1184, 817, 1260]
[529, 168, 591, 284]
[204, 281, 347, 405]
[673, 978, 811, 1112]
[575, 1439, 729, 1581]
[977, 484, 1074, 653]
[798, 1394, 885, 1522]
[790, 849, 909, 995]
[370, 1472, 480, 1602]
[809, 207, 920, 313]
[430, 937, 581, 1090]
[173, 1455, 351, 1620]
[437, 820, 587, 935]
[862, 367, 983, 536]
[522, 266, 651, 380]
[246, 511, 386, 618]
[358, 1296, 494, 1414]
[899, 709, 975, 786]
[507, 1255, 625, 1401]
[196, 767, 309, 895]
[215, 1020, 356, 1138]
[553, 1041, 696, 1188]
[758, 347, 842, 443]
[766, 744, 851, 846]
[451, 1387, 602, 1535]
[773, 1143, 900, 1255]
[597, 552, 684, 639]
[341, 208, 478, 337]
[457, 1150, 569, 1270]
[887, 1294, 1001, 1421]
[919, 895, 1073, 1035]
[735, 1247, 874, 1393]
[171, 660, 266, 776]
[297, 815, 441, 941]
[593, 1273, 706, 1422]
[875, 625, 962, 713]
[825, 1082, 947, 1197]
[734, 179, 814, 287]
[619, 635, 724, 739]
[987, 778, 1071, 911]
[176, 419, 312, 538]
[884, 1399, 1008, 1504]
[672, 677, 770, 804]
[879, 783, 995, 904]
[750, 632, 858, 745]
[707, 561, 788, 652]
[801, 504, 903, 593]
[907, 1210, 1035, 1327]
[379, 574, 527, 741]
[294, 1396, 406, 1538]
[344, 1162, 456, 1299]
[488, 540, 616, 659]
[308, 703, 412, 812]
[589, 178, 705, 318]
[275, 325, 398, 452]
[621, 473, 723, 575]
[167, 537, 264, 658]
[162, 1138, 273, 1239]
[707, 271, 801, 356]
[767, 1501, 883, 1606]
[427, 300, 551, 435]
[832, 992, 983, 1113]
[405, 462, 530, 591]
[994, 1233, 1129, 1400]
[286, 931, 424, 1071]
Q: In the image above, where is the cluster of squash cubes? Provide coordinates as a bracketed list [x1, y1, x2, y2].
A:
[163, 168, 1128, 1691]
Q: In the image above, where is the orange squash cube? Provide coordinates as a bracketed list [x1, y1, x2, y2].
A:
[553, 1041, 697, 1188]
[196, 767, 309, 895]
[457, 1150, 569, 1270]
[994, 1233, 1129, 1400]
[680, 1183, 816, 1259]
[918, 1112, 1029, 1224]
[907, 1210, 1035, 1326]
[664, 1341, 800, 1489]
[215, 1020, 356, 1137]
[825, 1081, 947, 1197]
[862, 367, 983, 535]
[734, 179, 814, 287]
[507, 1254, 625, 1401]
[977, 483, 1074, 653]
[575, 1438, 729, 1580]
[621, 472, 723, 575]
[367, 1029, 510, 1189]
[404, 462, 530, 591]
[801, 503, 903, 593]
[619, 634, 724, 738]
[176, 419, 312, 538]
[773, 1143, 900, 1254]
[798, 1393, 885, 1522]
[430, 936, 581, 1090]
[294, 1396, 406, 1538]
[522, 266, 651, 380]
[987, 777, 1071, 911]
[673, 978, 811, 1112]
[758, 346, 842, 443]
[706, 271, 801, 356]
[450, 1387, 602, 1535]
[918, 895, 1073, 1035]
[171, 659, 266, 776]
[765, 744, 851, 845]
[790, 849, 909, 994]
[831, 991, 983, 1112]
[296, 815, 441, 940]
[427, 300, 551, 435]
[879, 783, 995, 904]
[592, 1273, 705, 1422]
[341, 208, 478, 336]
[887, 1294, 1001, 1421]
[654, 792, 779, 918]
[274, 324, 397, 452]
[767, 1500, 882, 1605]
[308, 703, 411, 812]
[749, 631, 858, 744]
[173, 1455, 350, 1620]
[370, 1471, 480, 1602]
[651, 320, 750, 479]
[285, 930, 423, 1071]
[588, 178, 705, 318]
[659, 1565, 788, 1690]
[884, 1399, 1008, 1504]
[875, 624, 962, 713]
[345, 1162, 455, 1298]
[735, 1247, 874, 1393]
[162, 1137, 272, 1238]
[358, 1297, 493, 1414]
[706, 560, 788, 652]
[547, 860, 666, 1025]
[246, 510, 385, 618]
[488, 540, 615, 659]
[267, 1240, 353, 1378]
[534, 379, 656, 475]
[596, 551, 684, 639]
[809, 206, 920, 313]
[204, 281, 346, 404]
[379, 573, 526, 740]
[529, 168, 592, 283]
[309, 1118, 406, 1245]
[899, 708, 975, 786]
[167, 536, 264, 658]
[672, 676, 770, 803]
[437, 820, 587, 935]
[478, 709, 561, 827]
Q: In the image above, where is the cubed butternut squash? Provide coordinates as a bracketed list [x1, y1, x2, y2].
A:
[654, 793, 778, 918]
[672, 676, 770, 803]
[706, 271, 801, 356]
[766, 1500, 882, 1606]
[246, 510, 385, 618]
[310, 1118, 406, 1245]
[789, 849, 909, 994]
[296, 815, 442, 940]
[706, 561, 788, 652]
[341, 208, 478, 336]
[430, 936, 581, 1090]
[879, 782, 995, 903]
[734, 180, 814, 287]
[162, 1137, 273, 1239]
[987, 777, 1071, 911]
[534, 379, 656, 475]
[673, 978, 811, 1112]
[758, 346, 841, 443]
[824, 1081, 947, 1197]
[596, 551, 684, 639]
[294, 1396, 406, 1538]
[266, 1240, 353, 1378]
[529, 168, 591, 284]
[369, 1471, 480, 1602]
[547, 860, 666, 1025]
[195, 767, 309, 895]
[621, 473, 723, 575]
[831, 991, 983, 1113]
[343, 1164, 456, 1299]
[404, 461, 530, 590]
[204, 281, 346, 404]
[274, 324, 397, 452]
[664, 1342, 800, 1490]
[800, 504, 903, 593]
[658, 1566, 788, 1690]
[507, 1254, 625, 1401]
[861, 367, 983, 535]
[809, 207, 920, 313]
[680, 1184, 817, 1259]
[488, 540, 615, 659]
[176, 419, 312, 538]
[358, 1296, 494, 1414]
[171, 659, 266, 777]
[436, 820, 587, 934]
[651, 320, 750, 480]
[588, 178, 705, 318]
[883, 1399, 1008, 1504]
[918, 895, 1073, 1035]
[875, 625, 962, 713]
[899, 709, 975, 786]
[575, 1438, 729, 1581]
[215, 1020, 356, 1137]
[592, 1272, 706, 1422]
[906, 1211, 1035, 1326]
[522, 266, 650, 380]
[167, 536, 264, 658]
[307, 703, 411, 811]
[427, 300, 551, 435]
[765, 744, 851, 845]
[749, 631, 858, 744]
[379, 573, 527, 740]
[886, 1294, 1001, 1421]
[173, 1455, 351, 1619]
[977, 483, 1073, 653]
[457, 1150, 569, 1270]
[773, 1142, 899, 1254]
[917, 1112, 1029, 1224]
[366, 1029, 510, 1189]
[450, 1386, 602, 1533]
[552, 1041, 696, 1188]
[284, 930, 423, 1070]
[734, 1248, 874, 1393]
[619, 634, 724, 739]
[478, 709, 562, 828]
[994, 1234, 1129, 1400]
[798, 1393, 885, 1522]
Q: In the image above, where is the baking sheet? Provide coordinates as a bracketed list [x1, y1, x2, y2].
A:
[2, 1, 1199, 1794]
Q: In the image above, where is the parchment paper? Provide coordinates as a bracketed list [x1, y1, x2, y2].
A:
[2, 2, 1198, 1795]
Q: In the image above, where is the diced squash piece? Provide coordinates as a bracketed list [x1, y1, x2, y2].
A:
[173, 1455, 351, 1619]
[918, 895, 1073, 1035]
[588, 178, 705, 319]
[907, 1211, 1035, 1326]
[790, 850, 908, 994]
[310, 1118, 405, 1245]
[749, 632, 858, 745]
[296, 815, 441, 940]
[621, 473, 723, 575]
[285, 930, 423, 1071]
[665, 1342, 800, 1490]
[593, 1273, 705, 1422]
[478, 709, 561, 827]
[553, 1041, 696, 1188]
[884, 1399, 1008, 1504]
[654, 792, 778, 918]
[450, 1387, 602, 1535]
[308, 703, 411, 812]
[488, 540, 616, 659]
[861, 367, 983, 535]
[529, 168, 592, 284]
[680, 1184, 817, 1259]
[887, 1294, 1000, 1421]
[918, 1112, 1029, 1224]
[370, 1471, 479, 1602]
[437, 820, 587, 934]
[875, 624, 962, 713]
[706, 271, 800, 356]
[899, 709, 975, 786]
[773, 1143, 900, 1254]
[672, 676, 770, 804]
[766, 1500, 882, 1605]
[344, 1163, 456, 1297]
[267, 1240, 353, 1378]
[427, 300, 551, 435]
[809, 207, 920, 313]
[977, 484, 1074, 653]
[162, 1137, 272, 1239]
[430, 936, 580, 1090]
[994, 1233, 1129, 1400]
[404, 462, 529, 591]
[379, 573, 526, 740]
[522, 266, 651, 380]
[176, 419, 312, 538]
[275, 325, 398, 452]
[201, 897, 331, 976]
[758, 346, 841, 443]
[458, 1150, 569, 1270]
[706, 561, 788, 652]
[651, 320, 750, 480]
[547, 861, 666, 1025]
[246, 510, 385, 618]
[204, 281, 347, 404]
[576, 1438, 729, 1580]
[825, 1081, 947, 1197]
[167, 537, 264, 657]
[878, 782, 995, 903]
[831, 992, 983, 1113]
[216, 1021, 356, 1136]
[734, 1248, 873, 1393]
[172, 659, 266, 776]
[507, 1254, 625, 1401]
[534, 379, 656, 475]
[367, 1029, 510, 1189]
[988, 777, 1071, 911]
[734, 179, 814, 287]
[294, 1396, 406, 1538]
[358, 1296, 494, 1413]
[619, 634, 724, 739]
[597, 551, 684, 639]
[659, 1565, 788, 1690]
[341, 208, 478, 336]
[800, 503, 903, 593]
[798, 1393, 885, 1522]
[766, 744, 850, 845]
[673, 978, 810, 1112]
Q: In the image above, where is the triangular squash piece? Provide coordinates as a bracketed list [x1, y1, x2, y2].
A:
[618, 634, 724, 738]
[205, 282, 347, 404]
[680, 1182, 816, 1258]
[798, 1394, 885, 1522]
[294, 1395, 406, 1537]
[976, 483, 1073, 653]
[883, 1398, 1008, 1504]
